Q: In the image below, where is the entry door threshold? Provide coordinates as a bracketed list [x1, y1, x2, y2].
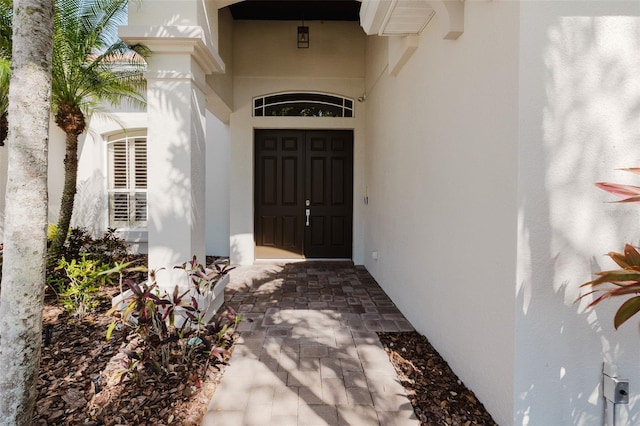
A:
[255, 258, 352, 263]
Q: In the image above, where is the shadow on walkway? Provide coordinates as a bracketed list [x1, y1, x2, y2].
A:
[201, 262, 419, 426]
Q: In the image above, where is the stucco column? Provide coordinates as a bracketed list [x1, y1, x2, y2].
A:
[146, 55, 206, 272]
[120, 26, 225, 288]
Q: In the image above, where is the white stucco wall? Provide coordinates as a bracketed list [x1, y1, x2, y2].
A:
[516, 1, 640, 425]
[207, 7, 234, 114]
[204, 5, 232, 257]
[362, 2, 520, 424]
[46, 122, 66, 227]
[364, 0, 640, 424]
[206, 111, 231, 256]
[128, 0, 215, 48]
[229, 20, 366, 265]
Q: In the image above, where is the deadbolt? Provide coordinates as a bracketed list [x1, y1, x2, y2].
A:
[305, 199, 310, 206]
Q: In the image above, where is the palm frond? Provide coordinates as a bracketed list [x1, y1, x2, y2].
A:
[51, 0, 147, 118]
[1, 0, 147, 120]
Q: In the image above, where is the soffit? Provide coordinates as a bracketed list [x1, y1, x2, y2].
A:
[379, 1, 435, 35]
[228, 0, 361, 21]
[226, 1, 457, 39]
[360, 0, 464, 40]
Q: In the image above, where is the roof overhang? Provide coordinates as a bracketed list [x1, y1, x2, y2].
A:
[359, 0, 464, 40]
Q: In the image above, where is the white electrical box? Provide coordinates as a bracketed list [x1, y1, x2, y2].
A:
[603, 362, 629, 404]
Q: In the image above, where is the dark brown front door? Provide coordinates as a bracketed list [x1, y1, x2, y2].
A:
[255, 129, 353, 259]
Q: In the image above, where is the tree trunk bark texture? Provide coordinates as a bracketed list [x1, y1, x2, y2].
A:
[0, 0, 54, 424]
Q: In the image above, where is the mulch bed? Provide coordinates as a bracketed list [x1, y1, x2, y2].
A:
[34, 309, 497, 424]
[33, 282, 236, 425]
[378, 332, 497, 426]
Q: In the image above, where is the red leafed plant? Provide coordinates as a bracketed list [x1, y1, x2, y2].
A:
[579, 168, 640, 329]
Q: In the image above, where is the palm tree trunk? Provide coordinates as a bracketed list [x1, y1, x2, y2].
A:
[0, 0, 54, 422]
[48, 131, 78, 266]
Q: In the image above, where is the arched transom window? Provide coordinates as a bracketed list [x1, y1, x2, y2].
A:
[253, 92, 354, 117]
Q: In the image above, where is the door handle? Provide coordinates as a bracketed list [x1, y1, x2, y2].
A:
[305, 209, 310, 226]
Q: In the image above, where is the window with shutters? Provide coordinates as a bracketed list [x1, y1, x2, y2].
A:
[107, 131, 147, 228]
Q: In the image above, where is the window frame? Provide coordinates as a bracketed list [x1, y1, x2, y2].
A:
[253, 92, 354, 118]
[106, 130, 148, 230]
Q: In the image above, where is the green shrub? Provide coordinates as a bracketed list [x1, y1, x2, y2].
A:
[45, 227, 131, 319]
[55, 255, 115, 318]
[82, 228, 131, 265]
[47, 226, 132, 291]
[47, 226, 131, 265]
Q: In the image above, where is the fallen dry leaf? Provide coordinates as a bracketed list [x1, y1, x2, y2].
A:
[379, 332, 497, 426]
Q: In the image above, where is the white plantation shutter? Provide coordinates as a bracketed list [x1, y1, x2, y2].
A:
[108, 132, 147, 228]
[134, 138, 147, 188]
[133, 138, 147, 223]
[111, 192, 130, 224]
[112, 141, 128, 188]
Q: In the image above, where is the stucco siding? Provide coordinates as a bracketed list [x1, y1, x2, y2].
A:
[363, 2, 520, 424]
[207, 7, 234, 116]
[206, 111, 231, 256]
[232, 20, 365, 79]
[516, 1, 640, 425]
[46, 122, 66, 228]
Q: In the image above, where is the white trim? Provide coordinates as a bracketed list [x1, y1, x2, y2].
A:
[119, 25, 225, 74]
[253, 91, 355, 118]
[115, 228, 148, 243]
[254, 258, 353, 264]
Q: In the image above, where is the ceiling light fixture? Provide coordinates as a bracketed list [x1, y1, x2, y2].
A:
[297, 22, 309, 48]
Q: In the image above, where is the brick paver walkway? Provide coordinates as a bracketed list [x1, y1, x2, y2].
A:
[201, 262, 419, 426]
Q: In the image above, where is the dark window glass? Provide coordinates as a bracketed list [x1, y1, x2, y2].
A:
[253, 93, 354, 117]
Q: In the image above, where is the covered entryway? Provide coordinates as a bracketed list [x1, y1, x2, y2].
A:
[255, 129, 353, 259]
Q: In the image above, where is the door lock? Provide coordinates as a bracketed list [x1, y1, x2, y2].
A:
[305, 199, 310, 207]
[305, 209, 310, 226]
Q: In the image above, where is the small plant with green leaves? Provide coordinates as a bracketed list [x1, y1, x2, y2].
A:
[107, 257, 239, 382]
[55, 254, 115, 318]
[46, 226, 135, 295]
[580, 168, 640, 329]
